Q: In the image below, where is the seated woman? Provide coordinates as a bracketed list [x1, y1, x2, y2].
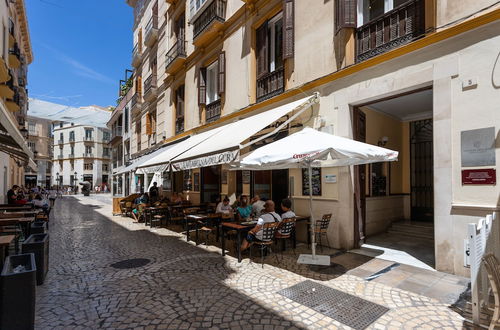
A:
[33, 194, 50, 215]
[236, 195, 252, 221]
[131, 193, 150, 222]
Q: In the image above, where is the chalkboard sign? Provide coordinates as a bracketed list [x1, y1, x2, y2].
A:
[193, 173, 200, 191]
[183, 170, 192, 191]
[242, 170, 251, 184]
[302, 168, 321, 196]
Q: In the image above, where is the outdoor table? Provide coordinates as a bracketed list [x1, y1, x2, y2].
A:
[144, 206, 168, 227]
[0, 205, 33, 212]
[0, 235, 15, 269]
[185, 214, 208, 242]
[220, 221, 254, 263]
[0, 210, 41, 218]
[191, 214, 222, 245]
[0, 217, 35, 238]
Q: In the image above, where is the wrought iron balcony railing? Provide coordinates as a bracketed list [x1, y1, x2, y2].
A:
[193, 0, 226, 39]
[356, 0, 425, 62]
[144, 73, 157, 95]
[256, 67, 284, 103]
[206, 99, 221, 123]
[165, 39, 187, 71]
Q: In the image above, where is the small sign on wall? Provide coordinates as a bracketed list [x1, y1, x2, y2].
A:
[462, 169, 496, 185]
[325, 174, 337, 183]
[461, 127, 496, 167]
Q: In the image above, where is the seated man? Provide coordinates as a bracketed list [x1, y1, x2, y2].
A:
[7, 185, 19, 205]
[216, 196, 233, 214]
[251, 195, 266, 217]
[278, 198, 296, 235]
[131, 193, 150, 222]
[241, 200, 281, 251]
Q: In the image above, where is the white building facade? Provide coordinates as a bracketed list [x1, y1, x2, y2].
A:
[52, 122, 111, 189]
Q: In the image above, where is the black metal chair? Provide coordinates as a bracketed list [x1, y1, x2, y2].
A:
[274, 217, 297, 261]
[150, 207, 167, 228]
[312, 214, 332, 252]
[249, 222, 280, 268]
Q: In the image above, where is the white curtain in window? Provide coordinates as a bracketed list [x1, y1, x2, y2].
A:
[206, 61, 219, 104]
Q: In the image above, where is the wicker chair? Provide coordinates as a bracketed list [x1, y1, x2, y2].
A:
[249, 222, 280, 268]
[274, 218, 297, 261]
[483, 253, 500, 330]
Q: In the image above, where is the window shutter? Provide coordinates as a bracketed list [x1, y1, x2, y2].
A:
[256, 21, 269, 79]
[198, 68, 207, 106]
[189, 0, 195, 18]
[136, 76, 142, 95]
[176, 85, 185, 118]
[283, 0, 295, 59]
[138, 29, 143, 51]
[335, 0, 357, 34]
[146, 114, 152, 135]
[218, 51, 226, 94]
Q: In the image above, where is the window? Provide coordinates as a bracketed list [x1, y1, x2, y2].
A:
[357, 0, 413, 26]
[28, 122, 36, 135]
[59, 122, 63, 128]
[85, 129, 93, 139]
[176, 85, 185, 134]
[103, 131, 110, 141]
[256, 3, 293, 102]
[190, 0, 209, 17]
[124, 107, 129, 133]
[70, 146, 75, 155]
[103, 147, 110, 157]
[28, 141, 35, 152]
[302, 168, 322, 196]
[84, 163, 93, 170]
[59, 132, 63, 142]
[102, 164, 109, 172]
[85, 146, 92, 154]
[145, 111, 156, 136]
[69, 131, 75, 141]
[198, 52, 225, 107]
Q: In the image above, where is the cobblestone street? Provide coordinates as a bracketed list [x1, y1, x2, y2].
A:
[35, 196, 466, 329]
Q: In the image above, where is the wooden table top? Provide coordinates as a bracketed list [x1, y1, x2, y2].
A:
[221, 222, 255, 230]
[0, 235, 15, 246]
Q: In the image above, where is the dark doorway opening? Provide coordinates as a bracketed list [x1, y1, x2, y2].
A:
[410, 119, 434, 222]
[201, 166, 221, 203]
[272, 169, 289, 214]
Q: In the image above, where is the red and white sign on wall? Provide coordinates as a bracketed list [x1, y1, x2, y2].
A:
[462, 169, 496, 185]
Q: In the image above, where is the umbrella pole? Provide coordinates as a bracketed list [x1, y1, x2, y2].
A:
[308, 163, 316, 259]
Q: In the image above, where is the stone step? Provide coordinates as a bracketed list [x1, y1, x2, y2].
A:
[387, 223, 434, 240]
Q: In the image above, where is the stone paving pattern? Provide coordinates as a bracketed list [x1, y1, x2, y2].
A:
[35, 196, 465, 329]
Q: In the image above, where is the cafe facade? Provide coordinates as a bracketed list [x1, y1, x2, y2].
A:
[122, 0, 500, 276]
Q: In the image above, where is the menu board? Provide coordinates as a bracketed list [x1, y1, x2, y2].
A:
[221, 169, 228, 184]
[302, 168, 321, 196]
[242, 170, 251, 184]
[193, 173, 200, 191]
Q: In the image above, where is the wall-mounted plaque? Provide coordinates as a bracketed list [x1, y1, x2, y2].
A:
[461, 127, 496, 167]
[462, 169, 496, 185]
[193, 172, 200, 191]
[242, 170, 251, 184]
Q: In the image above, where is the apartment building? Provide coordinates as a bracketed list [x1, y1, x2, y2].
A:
[52, 120, 111, 189]
[0, 0, 35, 202]
[122, 0, 500, 275]
[24, 115, 53, 188]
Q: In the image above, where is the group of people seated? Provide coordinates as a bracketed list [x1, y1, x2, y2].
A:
[130, 182, 187, 222]
[215, 194, 296, 251]
[6, 185, 52, 215]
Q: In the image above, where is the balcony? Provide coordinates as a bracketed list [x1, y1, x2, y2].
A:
[192, 0, 226, 47]
[131, 92, 142, 112]
[175, 117, 184, 135]
[69, 136, 75, 142]
[5, 87, 21, 112]
[84, 136, 94, 142]
[0, 73, 15, 99]
[143, 73, 158, 102]
[68, 154, 75, 159]
[102, 153, 111, 159]
[58, 139, 64, 145]
[57, 155, 63, 160]
[165, 40, 187, 74]
[9, 43, 21, 69]
[132, 44, 142, 68]
[356, 0, 425, 62]
[206, 99, 221, 123]
[110, 126, 123, 144]
[83, 153, 94, 158]
[256, 67, 284, 103]
[144, 16, 159, 47]
[8, 18, 15, 48]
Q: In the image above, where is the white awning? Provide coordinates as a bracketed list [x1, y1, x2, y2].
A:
[115, 144, 177, 175]
[137, 126, 227, 174]
[170, 94, 319, 171]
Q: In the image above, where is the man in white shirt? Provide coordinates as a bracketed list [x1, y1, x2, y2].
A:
[278, 198, 296, 235]
[216, 196, 232, 214]
[251, 195, 266, 217]
[241, 200, 281, 251]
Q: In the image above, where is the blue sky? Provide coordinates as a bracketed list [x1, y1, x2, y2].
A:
[26, 0, 133, 107]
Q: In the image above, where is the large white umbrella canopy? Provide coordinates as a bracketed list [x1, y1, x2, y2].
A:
[237, 127, 399, 265]
[238, 127, 399, 169]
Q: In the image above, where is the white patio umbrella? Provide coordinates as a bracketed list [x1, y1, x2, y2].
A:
[236, 127, 399, 265]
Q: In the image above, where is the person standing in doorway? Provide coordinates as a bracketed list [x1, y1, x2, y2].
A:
[149, 182, 159, 203]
